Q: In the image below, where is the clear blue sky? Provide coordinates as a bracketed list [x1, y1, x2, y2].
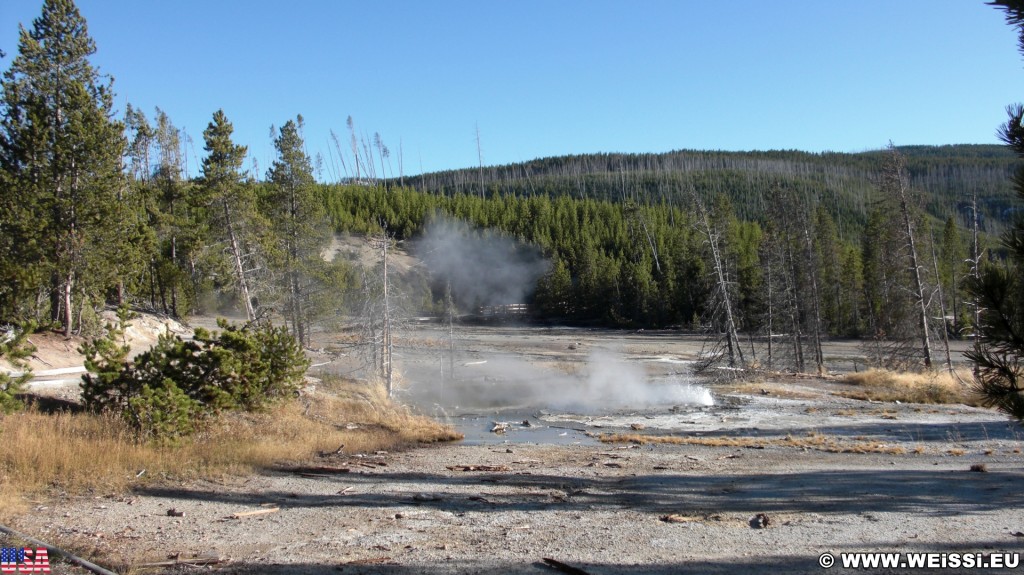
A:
[2, 1, 1024, 179]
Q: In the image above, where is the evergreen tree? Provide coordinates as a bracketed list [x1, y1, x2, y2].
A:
[939, 216, 967, 333]
[199, 110, 258, 320]
[267, 115, 328, 345]
[0, 0, 126, 333]
[151, 108, 197, 317]
[967, 0, 1024, 421]
[535, 256, 572, 318]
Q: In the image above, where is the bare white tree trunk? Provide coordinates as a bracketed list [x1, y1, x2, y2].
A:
[930, 232, 954, 373]
[690, 188, 744, 367]
[223, 199, 255, 322]
[886, 145, 932, 368]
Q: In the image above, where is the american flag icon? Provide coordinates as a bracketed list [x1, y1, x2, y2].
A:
[0, 547, 50, 573]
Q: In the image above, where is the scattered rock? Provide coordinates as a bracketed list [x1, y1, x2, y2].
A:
[750, 513, 770, 529]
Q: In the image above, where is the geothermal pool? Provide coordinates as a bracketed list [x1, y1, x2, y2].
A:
[399, 349, 717, 445]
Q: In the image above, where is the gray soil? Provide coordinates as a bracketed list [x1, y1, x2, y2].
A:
[6, 324, 1024, 574]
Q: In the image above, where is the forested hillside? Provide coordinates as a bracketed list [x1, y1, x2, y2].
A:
[402, 145, 1018, 239]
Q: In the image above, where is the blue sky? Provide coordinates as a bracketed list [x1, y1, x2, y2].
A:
[2, 1, 1024, 179]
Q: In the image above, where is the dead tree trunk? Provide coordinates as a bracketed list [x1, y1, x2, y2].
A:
[222, 198, 255, 322]
[930, 232, 954, 373]
[970, 190, 982, 378]
[802, 226, 825, 374]
[885, 145, 932, 368]
[690, 188, 744, 367]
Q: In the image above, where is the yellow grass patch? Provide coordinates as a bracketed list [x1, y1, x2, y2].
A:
[0, 377, 460, 521]
[839, 368, 975, 405]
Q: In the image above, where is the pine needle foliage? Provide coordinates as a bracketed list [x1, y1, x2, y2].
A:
[968, 1, 1024, 421]
[0, 322, 35, 413]
[80, 311, 309, 440]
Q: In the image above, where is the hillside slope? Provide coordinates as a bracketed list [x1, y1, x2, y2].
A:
[401, 145, 1017, 237]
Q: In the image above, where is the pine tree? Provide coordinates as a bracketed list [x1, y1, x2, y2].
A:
[267, 115, 327, 346]
[0, 0, 127, 332]
[939, 216, 967, 333]
[151, 108, 196, 317]
[967, 0, 1024, 420]
[199, 110, 257, 320]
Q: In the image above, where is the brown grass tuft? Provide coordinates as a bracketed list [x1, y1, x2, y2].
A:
[0, 377, 460, 521]
[839, 368, 975, 405]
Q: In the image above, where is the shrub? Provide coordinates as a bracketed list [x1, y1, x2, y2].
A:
[0, 322, 35, 413]
[81, 312, 310, 440]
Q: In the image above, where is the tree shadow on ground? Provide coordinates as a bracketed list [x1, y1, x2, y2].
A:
[134, 464, 1024, 516]
[676, 418, 1022, 443]
[157, 548, 1024, 575]
[160, 556, 813, 575]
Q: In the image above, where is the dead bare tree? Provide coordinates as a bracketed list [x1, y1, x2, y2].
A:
[363, 233, 395, 396]
[930, 231, 955, 373]
[970, 189, 982, 371]
[688, 186, 744, 368]
[800, 213, 826, 374]
[882, 144, 933, 368]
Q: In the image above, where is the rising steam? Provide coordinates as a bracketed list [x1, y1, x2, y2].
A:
[402, 216, 713, 416]
[415, 216, 549, 308]
[404, 346, 713, 414]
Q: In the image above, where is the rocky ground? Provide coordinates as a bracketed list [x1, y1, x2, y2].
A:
[4, 324, 1024, 574]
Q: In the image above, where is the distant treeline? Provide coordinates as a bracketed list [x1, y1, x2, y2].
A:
[321, 153, 985, 353]
[398, 145, 1018, 240]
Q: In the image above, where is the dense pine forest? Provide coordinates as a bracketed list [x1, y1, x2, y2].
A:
[2, 0, 1022, 378]
[403, 145, 1019, 239]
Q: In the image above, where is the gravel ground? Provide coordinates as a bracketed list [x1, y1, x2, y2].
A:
[6, 325, 1024, 574]
[7, 427, 1024, 575]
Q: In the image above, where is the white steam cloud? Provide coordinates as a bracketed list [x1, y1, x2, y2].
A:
[560, 350, 714, 411]
[415, 217, 549, 308]
[404, 347, 713, 414]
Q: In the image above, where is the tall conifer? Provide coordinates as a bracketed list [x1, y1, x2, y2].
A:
[0, 0, 126, 333]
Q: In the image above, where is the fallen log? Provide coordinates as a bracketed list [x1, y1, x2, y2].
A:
[229, 507, 280, 519]
[281, 465, 351, 474]
[446, 465, 511, 472]
[138, 556, 224, 568]
[0, 523, 118, 575]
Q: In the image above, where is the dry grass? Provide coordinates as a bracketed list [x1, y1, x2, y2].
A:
[0, 377, 460, 521]
[600, 431, 907, 455]
[838, 368, 976, 405]
[728, 381, 819, 400]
